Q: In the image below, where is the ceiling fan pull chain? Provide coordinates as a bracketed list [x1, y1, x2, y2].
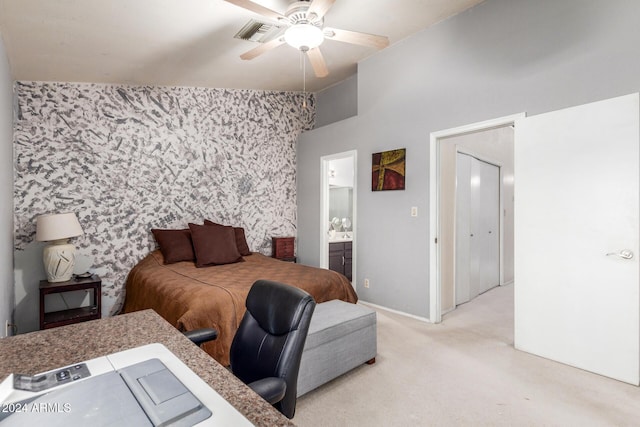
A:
[302, 49, 307, 109]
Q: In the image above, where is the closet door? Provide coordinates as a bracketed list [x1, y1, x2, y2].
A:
[455, 153, 500, 305]
[455, 153, 472, 305]
[476, 159, 500, 294]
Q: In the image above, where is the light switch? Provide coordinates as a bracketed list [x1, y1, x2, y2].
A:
[411, 207, 418, 217]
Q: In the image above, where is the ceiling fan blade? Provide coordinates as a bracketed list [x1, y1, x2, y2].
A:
[307, 0, 336, 20]
[223, 0, 286, 22]
[240, 37, 285, 60]
[306, 47, 329, 78]
[324, 27, 390, 50]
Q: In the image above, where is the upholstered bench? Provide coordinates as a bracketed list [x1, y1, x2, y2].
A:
[297, 300, 377, 397]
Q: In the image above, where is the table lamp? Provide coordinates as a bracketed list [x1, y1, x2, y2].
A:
[35, 212, 84, 282]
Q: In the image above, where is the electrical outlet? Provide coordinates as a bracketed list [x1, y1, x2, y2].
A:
[364, 278, 370, 288]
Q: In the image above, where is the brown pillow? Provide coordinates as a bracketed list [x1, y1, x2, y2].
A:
[189, 223, 243, 267]
[204, 219, 252, 256]
[151, 229, 194, 264]
[232, 227, 251, 256]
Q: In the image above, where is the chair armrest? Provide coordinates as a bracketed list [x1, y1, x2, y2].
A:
[248, 377, 286, 405]
[183, 328, 218, 346]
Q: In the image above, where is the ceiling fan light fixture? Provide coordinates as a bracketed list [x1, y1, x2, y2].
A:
[284, 23, 324, 50]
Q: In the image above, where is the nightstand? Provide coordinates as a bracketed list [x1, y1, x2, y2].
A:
[39, 275, 102, 330]
[272, 237, 296, 263]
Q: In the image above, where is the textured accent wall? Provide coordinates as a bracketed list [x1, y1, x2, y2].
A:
[14, 81, 314, 319]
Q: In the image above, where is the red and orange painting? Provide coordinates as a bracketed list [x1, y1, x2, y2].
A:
[372, 148, 406, 191]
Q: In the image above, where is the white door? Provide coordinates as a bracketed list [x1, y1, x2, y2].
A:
[514, 93, 640, 385]
[456, 153, 501, 305]
[455, 153, 472, 305]
[476, 158, 500, 294]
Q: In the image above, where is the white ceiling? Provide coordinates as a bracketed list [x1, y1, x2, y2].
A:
[0, 0, 483, 92]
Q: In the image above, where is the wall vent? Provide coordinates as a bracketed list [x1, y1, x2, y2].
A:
[234, 19, 284, 43]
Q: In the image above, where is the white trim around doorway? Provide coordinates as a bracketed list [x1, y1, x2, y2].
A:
[429, 113, 525, 323]
[320, 150, 358, 289]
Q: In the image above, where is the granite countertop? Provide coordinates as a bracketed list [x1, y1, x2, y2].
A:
[0, 309, 294, 427]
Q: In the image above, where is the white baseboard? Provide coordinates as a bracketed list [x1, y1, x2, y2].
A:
[358, 300, 431, 323]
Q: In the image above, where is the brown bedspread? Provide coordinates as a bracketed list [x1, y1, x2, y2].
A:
[123, 250, 357, 365]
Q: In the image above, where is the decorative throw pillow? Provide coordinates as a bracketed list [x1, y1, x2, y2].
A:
[151, 229, 194, 264]
[204, 219, 252, 256]
[232, 227, 252, 256]
[189, 223, 243, 267]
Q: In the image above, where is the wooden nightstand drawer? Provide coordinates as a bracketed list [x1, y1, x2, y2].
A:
[272, 237, 295, 259]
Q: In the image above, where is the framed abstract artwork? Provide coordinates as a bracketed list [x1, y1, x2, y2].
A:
[372, 148, 406, 191]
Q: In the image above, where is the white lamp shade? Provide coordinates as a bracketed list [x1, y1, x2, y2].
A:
[36, 212, 84, 242]
[284, 24, 324, 50]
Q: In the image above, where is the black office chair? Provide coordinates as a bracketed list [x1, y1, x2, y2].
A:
[185, 279, 316, 419]
[183, 328, 218, 346]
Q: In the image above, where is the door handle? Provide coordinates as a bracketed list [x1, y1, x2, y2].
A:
[606, 249, 634, 260]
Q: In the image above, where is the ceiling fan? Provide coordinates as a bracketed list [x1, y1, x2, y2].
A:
[224, 0, 390, 78]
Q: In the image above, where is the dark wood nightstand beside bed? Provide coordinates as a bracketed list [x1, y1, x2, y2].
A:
[272, 236, 296, 263]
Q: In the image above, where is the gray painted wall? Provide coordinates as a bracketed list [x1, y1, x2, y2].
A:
[314, 75, 357, 128]
[297, 0, 640, 318]
[0, 33, 14, 337]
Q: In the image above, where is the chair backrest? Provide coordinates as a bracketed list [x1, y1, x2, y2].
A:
[230, 279, 316, 419]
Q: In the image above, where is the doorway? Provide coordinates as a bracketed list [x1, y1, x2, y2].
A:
[429, 114, 523, 323]
[320, 150, 357, 287]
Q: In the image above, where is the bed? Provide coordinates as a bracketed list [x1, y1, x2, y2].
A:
[123, 250, 357, 366]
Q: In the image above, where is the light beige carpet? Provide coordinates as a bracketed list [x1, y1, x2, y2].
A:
[294, 284, 640, 426]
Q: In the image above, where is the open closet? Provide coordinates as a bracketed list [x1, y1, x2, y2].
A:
[455, 152, 500, 305]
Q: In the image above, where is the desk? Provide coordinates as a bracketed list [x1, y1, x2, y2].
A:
[0, 310, 294, 427]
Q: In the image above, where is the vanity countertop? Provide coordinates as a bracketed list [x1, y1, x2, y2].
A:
[0, 309, 294, 427]
[328, 237, 353, 243]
